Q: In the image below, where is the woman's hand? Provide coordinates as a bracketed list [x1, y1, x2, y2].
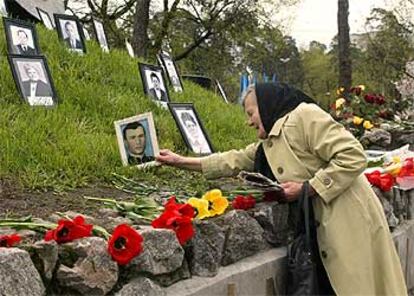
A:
[280, 181, 303, 202]
[156, 149, 202, 171]
[281, 181, 318, 202]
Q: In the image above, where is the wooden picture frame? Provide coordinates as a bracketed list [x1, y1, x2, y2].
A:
[138, 62, 170, 106]
[168, 103, 214, 155]
[157, 51, 183, 92]
[114, 113, 159, 167]
[3, 18, 41, 55]
[8, 54, 58, 107]
[54, 14, 87, 54]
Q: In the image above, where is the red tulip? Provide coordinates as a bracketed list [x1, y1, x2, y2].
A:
[375, 95, 385, 105]
[0, 234, 21, 247]
[44, 215, 93, 244]
[165, 196, 195, 219]
[232, 195, 256, 210]
[166, 215, 194, 245]
[364, 94, 376, 104]
[108, 224, 143, 266]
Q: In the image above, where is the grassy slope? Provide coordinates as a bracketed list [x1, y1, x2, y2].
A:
[0, 21, 256, 191]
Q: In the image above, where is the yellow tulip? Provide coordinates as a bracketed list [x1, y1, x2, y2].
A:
[358, 85, 366, 91]
[202, 189, 229, 217]
[353, 116, 364, 125]
[335, 98, 346, 109]
[188, 198, 211, 219]
[363, 120, 374, 129]
[336, 87, 345, 95]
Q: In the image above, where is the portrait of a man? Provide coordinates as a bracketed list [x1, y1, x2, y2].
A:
[123, 121, 155, 165]
[114, 113, 159, 167]
[3, 19, 40, 55]
[54, 15, 86, 53]
[9, 56, 57, 106]
[93, 20, 109, 52]
[157, 52, 183, 92]
[147, 72, 168, 102]
[139, 63, 170, 105]
[168, 103, 213, 155]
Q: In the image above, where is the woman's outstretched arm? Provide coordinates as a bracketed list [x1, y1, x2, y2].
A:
[156, 149, 202, 171]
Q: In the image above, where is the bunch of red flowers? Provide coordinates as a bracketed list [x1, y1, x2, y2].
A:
[365, 171, 395, 192]
[151, 196, 195, 245]
[232, 195, 256, 210]
[0, 234, 21, 247]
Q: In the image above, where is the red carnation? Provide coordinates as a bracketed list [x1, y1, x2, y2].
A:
[0, 234, 21, 247]
[232, 195, 256, 210]
[379, 173, 394, 192]
[365, 170, 381, 187]
[399, 158, 414, 177]
[44, 215, 93, 244]
[108, 224, 143, 266]
[364, 94, 376, 104]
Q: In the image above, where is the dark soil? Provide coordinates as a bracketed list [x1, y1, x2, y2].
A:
[0, 179, 134, 220]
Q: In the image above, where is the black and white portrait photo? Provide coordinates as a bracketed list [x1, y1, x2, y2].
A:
[157, 52, 183, 92]
[0, 0, 7, 16]
[139, 63, 170, 104]
[168, 103, 213, 155]
[8, 55, 57, 106]
[3, 18, 40, 55]
[36, 8, 54, 30]
[114, 113, 159, 167]
[93, 19, 109, 52]
[216, 79, 229, 103]
[54, 14, 86, 53]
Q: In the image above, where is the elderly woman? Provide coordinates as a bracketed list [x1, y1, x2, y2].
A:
[156, 83, 407, 295]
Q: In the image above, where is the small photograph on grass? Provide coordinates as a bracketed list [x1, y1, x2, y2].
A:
[114, 113, 159, 167]
[54, 14, 86, 54]
[36, 7, 54, 30]
[92, 19, 109, 52]
[8, 55, 57, 106]
[0, 0, 7, 16]
[216, 79, 229, 103]
[157, 51, 183, 92]
[3, 18, 40, 55]
[138, 63, 170, 106]
[168, 103, 214, 155]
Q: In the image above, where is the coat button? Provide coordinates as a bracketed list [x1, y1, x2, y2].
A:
[277, 167, 284, 174]
[268, 141, 273, 148]
[321, 251, 327, 258]
[315, 220, 320, 228]
[323, 177, 331, 186]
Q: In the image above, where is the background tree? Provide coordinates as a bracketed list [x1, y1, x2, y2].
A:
[337, 0, 352, 91]
[131, 0, 151, 57]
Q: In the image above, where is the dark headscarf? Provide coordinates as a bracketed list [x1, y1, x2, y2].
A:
[253, 83, 316, 181]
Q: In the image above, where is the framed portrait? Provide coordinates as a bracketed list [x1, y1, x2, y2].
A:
[8, 55, 58, 107]
[92, 19, 109, 52]
[36, 7, 54, 30]
[215, 79, 229, 103]
[157, 51, 183, 92]
[3, 18, 40, 56]
[54, 14, 86, 54]
[138, 62, 170, 105]
[114, 112, 159, 167]
[168, 103, 214, 155]
[0, 0, 7, 16]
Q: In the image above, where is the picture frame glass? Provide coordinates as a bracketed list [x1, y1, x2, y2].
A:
[158, 52, 183, 92]
[0, 0, 7, 16]
[114, 113, 159, 167]
[37, 8, 54, 30]
[170, 105, 213, 155]
[93, 20, 109, 52]
[55, 15, 85, 53]
[10, 56, 56, 106]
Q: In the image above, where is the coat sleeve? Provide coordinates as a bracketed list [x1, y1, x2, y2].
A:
[298, 104, 367, 204]
[200, 142, 259, 179]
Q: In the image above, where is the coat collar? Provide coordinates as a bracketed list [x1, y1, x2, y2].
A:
[268, 113, 290, 137]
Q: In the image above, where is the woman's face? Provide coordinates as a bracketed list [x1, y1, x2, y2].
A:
[244, 92, 267, 139]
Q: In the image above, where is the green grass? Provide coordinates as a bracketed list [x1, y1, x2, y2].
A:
[0, 21, 255, 191]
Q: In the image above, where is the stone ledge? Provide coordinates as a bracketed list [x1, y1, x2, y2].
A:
[164, 248, 287, 296]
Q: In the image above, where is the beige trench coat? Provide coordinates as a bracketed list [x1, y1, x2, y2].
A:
[200, 103, 407, 295]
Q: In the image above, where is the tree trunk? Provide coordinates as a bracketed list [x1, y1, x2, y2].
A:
[132, 0, 151, 58]
[338, 0, 352, 91]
